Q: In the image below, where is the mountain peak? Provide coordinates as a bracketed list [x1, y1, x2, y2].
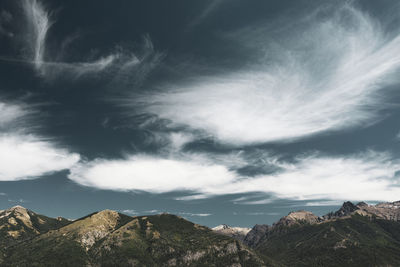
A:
[212, 224, 230, 231]
[275, 210, 321, 227]
[0, 205, 70, 248]
[8, 205, 29, 213]
[212, 224, 251, 241]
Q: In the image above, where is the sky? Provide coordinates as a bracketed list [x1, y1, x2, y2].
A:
[1, 0, 400, 227]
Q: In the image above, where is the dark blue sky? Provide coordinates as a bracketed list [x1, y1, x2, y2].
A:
[1, 0, 400, 227]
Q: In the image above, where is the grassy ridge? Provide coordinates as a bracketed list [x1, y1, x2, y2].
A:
[256, 215, 400, 267]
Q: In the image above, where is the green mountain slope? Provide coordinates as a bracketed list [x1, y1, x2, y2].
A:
[5, 202, 400, 266]
[247, 202, 400, 267]
[0, 206, 70, 248]
[2, 211, 269, 267]
[255, 215, 400, 266]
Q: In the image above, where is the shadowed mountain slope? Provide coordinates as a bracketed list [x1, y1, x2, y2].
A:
[242, 201, 400, 267]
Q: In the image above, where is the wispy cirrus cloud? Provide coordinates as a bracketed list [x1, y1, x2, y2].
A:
[21, 0, 52, 73]
[303, 200, 343, 207]
[0, 10, 14, 37]
[132, 3, 400, 145]
[187, 0, 226, 30]
[14, 0, 163, 82]
[178, 212, 212, 217]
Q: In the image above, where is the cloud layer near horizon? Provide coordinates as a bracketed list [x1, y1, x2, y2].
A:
[68, 150, 400, 202]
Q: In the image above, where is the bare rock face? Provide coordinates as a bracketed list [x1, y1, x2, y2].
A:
[322, 201, 400, 221]
[60, 210, 131, 250]
[0, 206, 69, 247]
[323, 201, 358, 220]
[243, 224, 270, 248]
[212, 224, 251, 241]
[274, 210, 321, 227]
[243, 200, 400, 248]
[354, 201, 400, 221]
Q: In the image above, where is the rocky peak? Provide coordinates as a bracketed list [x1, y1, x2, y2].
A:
[0, 205, 70, 248]
[212, 224, 251, 242]
[338, 201, 358, 215]
[212, 224, 230, 231]
[323, 201, 359, 220]
[60, 210, 133, 250]
[355, 201, 400, 221]
[356, 202, 368, 207]
[275, 210, 321, 227]
[9, 205, 27, 211]
[243, 224, 270, 248]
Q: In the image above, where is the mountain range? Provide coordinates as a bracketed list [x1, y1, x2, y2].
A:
[1, 201, 400, 266]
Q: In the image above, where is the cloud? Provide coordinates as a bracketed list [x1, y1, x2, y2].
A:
[235, 199, 274, 205]
[178, 212, 212, 217]
[69, 155, 236, 193]
[8, 198, 28, 203]
[0, 10, 14, 37]
[18, 0, 162, 82]
[21, 0, 52, 73]
[144, 209, 159, 214]
[68, 150, 400, 202]
[0, 101, 79, 181]
[0, 102, 29, 129]
[304, 200, 343, 207]
[133, 3, 400, 145]
[187, 0, 226, 30]
[174, 194, 210, 201]
[121, 209, 138, 216]
[0, 134, 79, 181]
[224, 151, 400, 202]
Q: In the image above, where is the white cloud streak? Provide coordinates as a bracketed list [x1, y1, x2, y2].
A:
[0, 10, 14, 37]
[187, 0, 226, 30]
[0, 102, 28, 128]
[19, 0, 162, 81]
[0, 101, 79, 181]
[69, 155, 236, 193]
[68, 150, 400, 202]
[22, 0, 51, 73]
[303, 200, 343, 207]
[222, 151, 400, 202]
[178, 212, 212, 217]
[0, 134, 79, 181]
[135, 4, 400, 145]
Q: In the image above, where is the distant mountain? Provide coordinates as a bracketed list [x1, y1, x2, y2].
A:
[242, 201, 400, 266]
[1, 209, 268, 267]
[0, 206, 70, 248]
[3, 202, 400, 266]
[212, 224, 251, 242]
